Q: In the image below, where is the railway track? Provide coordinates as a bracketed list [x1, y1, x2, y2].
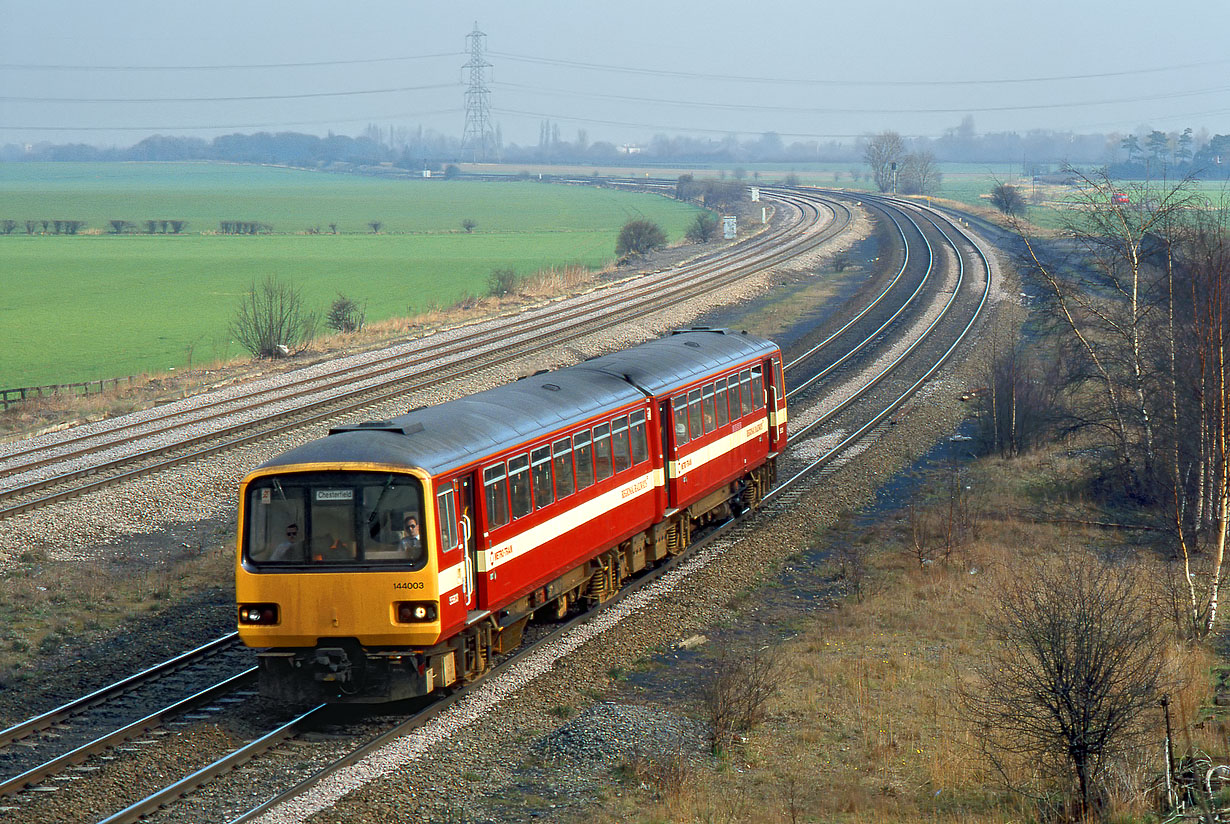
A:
[0, 191, 995, 823]
[0, 190, 844, 522]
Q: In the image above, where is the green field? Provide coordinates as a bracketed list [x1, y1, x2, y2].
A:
[0, 163, 701, 388]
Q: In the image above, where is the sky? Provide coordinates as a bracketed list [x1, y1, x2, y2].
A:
[2, 0, 1229, 148]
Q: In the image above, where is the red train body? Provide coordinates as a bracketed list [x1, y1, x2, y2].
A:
[235, 329, 786, 703]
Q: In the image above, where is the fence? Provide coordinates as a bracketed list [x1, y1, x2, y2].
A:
[1, 375, 138, 411]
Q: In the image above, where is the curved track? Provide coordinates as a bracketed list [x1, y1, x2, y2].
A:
[0, 191, 998, 824]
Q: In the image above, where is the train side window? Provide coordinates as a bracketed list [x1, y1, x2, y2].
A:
[611, 415, 632, 473]
[593, 422, 613, 481]
[751, 367, 765, 410]
[483, 463, 510, 529]
[739, 370, 753, 416]
[552, 436, 575, 499]
[702, 384, 716, 433]
[773, 358, 785, 402]
[531, 446, 554, 509]
[714, 378, 729, 427]
[437, 487, 459, 551]
[687, 389, 703, 440]
[672, 396, 690, 446]
[629, 410, 649, 464]
[574, 430, 595, 489]
[509, 454, 532, 519]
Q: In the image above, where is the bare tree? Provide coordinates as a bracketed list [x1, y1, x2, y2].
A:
[230, 275, 317, 359]
[962, 557, 1167, 821]
[368, 220, 383, 234]
[898, 150, 943, 195]
[1020, 170, 1198, 503]
[461, 218, 477, 233]
[0, 220, 16, 235]
[863, 131, 906, 193]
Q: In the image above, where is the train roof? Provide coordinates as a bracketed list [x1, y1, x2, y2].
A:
[256, 329, 777, 477]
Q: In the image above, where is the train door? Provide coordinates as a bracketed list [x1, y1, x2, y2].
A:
[456, 476, 478, 611]
[766, 355, 787, 450]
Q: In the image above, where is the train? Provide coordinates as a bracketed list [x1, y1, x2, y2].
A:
[235, 328, 787, 703]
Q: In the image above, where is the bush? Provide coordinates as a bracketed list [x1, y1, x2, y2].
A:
[487, 267, 519, 297]
[616, 219, 667, 257]
[685, 212, 720, 243]
[461, 218, 477, 233]
[230, 275, 317, 358]
[990, 183, 1026, 216]
[326, 293, 366, 333]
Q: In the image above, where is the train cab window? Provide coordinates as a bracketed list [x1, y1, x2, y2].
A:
[552, 436, 575, 498]
[687, 390, 703, 440]
[715, 378, 730, 427]
[484, 463, 510, 529]
[593, 423, 613, 481]
[773, 359, 785, 404]
[243, 471, 426, 569]
[531, 446, 554, 509]
[509, 454, 532, 519]
[751, 367, 765, 410]
[437, 487, 459, 552]
[739, 370, 753, 416]
[630, 410, 649, 464]
[574, 430, 595, 489]
[611, 416, 632, 473]
[702, 385, 716, 433]
[672, 396, 690, 446]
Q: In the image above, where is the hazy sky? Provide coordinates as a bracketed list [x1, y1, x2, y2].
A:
[3, 0, 1228, 148]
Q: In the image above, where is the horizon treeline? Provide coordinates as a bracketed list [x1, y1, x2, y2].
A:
[5, 119, 1229, 178]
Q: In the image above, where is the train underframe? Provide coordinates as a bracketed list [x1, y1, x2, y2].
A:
[257, 459, 776, 704]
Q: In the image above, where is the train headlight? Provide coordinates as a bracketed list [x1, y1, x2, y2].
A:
[395, 601, 438, 623]
[238, 603, 279, 625]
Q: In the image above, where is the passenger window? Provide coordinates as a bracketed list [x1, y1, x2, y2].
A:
[531, 446, 554, 509]
[752, 367, 765, 410]
[740, 370, 753, 416]
[715, 378, 729, 427]
[773, 359, 785, 403]
[630, 411, 649, 464]
[509, 454, 532, 519]
[672, 396, 690, 446]
[612, 416, 631, 473]
[574, 430, 594, 489]
[483, 463, 510, 528]
[593, 423, 613, 481]
[437, 487, 458, 551]
[552, 436, 575, 499]
[702, 384, 716, 433]
[688, 389, 703, 439]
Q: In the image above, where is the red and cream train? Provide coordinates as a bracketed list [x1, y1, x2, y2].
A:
[235, 328, 786, 703]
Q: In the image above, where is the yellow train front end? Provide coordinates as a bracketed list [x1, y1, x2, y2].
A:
[236, 462, 448, 703]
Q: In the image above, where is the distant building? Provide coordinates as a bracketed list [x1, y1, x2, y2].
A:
[618, 144, 644, 155]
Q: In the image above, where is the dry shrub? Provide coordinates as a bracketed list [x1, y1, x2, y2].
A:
[701, 641, 781, 754]
[519, 264, 593, 298]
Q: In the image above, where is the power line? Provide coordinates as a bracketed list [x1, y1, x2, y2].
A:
[492, 80, 1230, 115]
[0, 107, 462, 132]
[492, 50, 1230, 87]
[1, 82, 458, 104]
[0, 52, 463, 72]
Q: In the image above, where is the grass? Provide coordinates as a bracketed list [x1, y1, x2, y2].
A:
[585, 447, 1226, 824]
[0, 163, 701, 388]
